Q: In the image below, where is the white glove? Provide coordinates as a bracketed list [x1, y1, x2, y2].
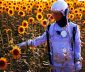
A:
[17, 42, 27, 47]
[75, 61, 82, 71]
[17, 40, 32, 47]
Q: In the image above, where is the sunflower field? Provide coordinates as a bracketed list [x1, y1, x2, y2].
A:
[0, 0, 85, 72]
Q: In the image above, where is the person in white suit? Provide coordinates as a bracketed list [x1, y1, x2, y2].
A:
[17, 0, 82, 72]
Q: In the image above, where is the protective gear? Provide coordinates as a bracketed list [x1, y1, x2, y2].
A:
[51, 0, 68, 16]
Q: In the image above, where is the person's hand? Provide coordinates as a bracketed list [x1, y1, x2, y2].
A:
[17, 42, 26, 47]
[75, 61, 82, 71]
[17, 42, 27, 50]
[17, 40, 32, 49]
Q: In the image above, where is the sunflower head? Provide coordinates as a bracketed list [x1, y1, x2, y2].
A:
[50, 15, 55, 23]
[18, 10, 25, 17]
[0, 58, 7, 70]
[74, 9, 79, 14]
[36, 13, 43, 21]
[22, 20, 28, 28]
[5, 7, 9, 12]
[67, 1, 71, 7]
[15, 5, 20, 11]
[0, 8, 3, 14]
[69, 6, 74, 13]
[75, 13, 82, 20]
[0, 1, 2, 5]
[83, 21, 85, 25]
[8, 8, 14, 16]
[18, 26, 25, 34]
[78, 7, 83, 13]
[68, 14, 74, 21]
[22, 5, 27, 11]
[2, 6, 6, 12]
[82, 9, 85, 14]
[11, 45, 21, 59]
[37, 8, 43, 13]
[28, 17, 34, 24]
[27, 5, 32, 12]
[41, 19, 48, 28]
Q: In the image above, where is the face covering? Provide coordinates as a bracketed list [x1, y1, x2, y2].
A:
[56, 16, 67, 27]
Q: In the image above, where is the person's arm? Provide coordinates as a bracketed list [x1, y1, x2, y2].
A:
[17, 32, 47, 47]
[74, 25, 82, 71]
[74, 25, 81, 61]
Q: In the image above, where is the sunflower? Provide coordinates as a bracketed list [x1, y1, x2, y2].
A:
[0, 1, 3, 5]
[18, 10, 25, 17]
[15, 5, 20, 11]
[82, 9, 85, 14]
[43, 6, 47, 11]
[73, 2, 77, 7]
[0, 8, 3, 14]
[8, 8, 14, 16]
[69, 6, 74, 13]
[45, 2, 51, 10]
[5, 7, 9, 13]
[47, 13, 51, 18]
[0, 57, 7, 70]
[81, 2, 84, 7]
[67, 1, 72, 7]
[75, 13, 82, 20]
[35, 4, 40, 9]
[77, 2, 82, 7]
[3, 1, 7, 7]
[78, 7, 83, 13]
[13, 2, 17, 6]
[50, 15, 55, 23]
[22, 5, 27, 12]
[27, 5, 32, 13]
[68, 1, 73, 6]
[8, 1, 12, 6]
[37, 7, 43, 13]
[10, 45, 21, 59]
[78, 13, 82, 18]
[41, 19, 48, 28]
[9, 2, 13, 8]
[22, 20, 28, 28]
[17, 1, 22, 5]
[18, 26, 25, 34]
[83, 21, 85, 25]
[68, 14, 74, 21]
[36, 13, 43, 21]
[74, 9, 79, 14]
[2, 6, 6, 12]
[28, 17, 35, 24]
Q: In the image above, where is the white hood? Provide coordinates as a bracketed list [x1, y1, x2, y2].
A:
[51, 0, 68, 16]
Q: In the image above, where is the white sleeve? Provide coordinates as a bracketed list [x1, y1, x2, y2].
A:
[74, 25, 81, 60]
[18, 31, 47, 47]
[30, 32, 47, 47]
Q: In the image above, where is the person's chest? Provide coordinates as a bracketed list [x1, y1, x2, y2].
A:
[49, 23, 73, 53]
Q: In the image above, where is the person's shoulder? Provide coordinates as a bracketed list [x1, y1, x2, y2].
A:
[48, 22, 55, 26]
[47, 22, 55, 29]
[69, 21, 77, 28]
